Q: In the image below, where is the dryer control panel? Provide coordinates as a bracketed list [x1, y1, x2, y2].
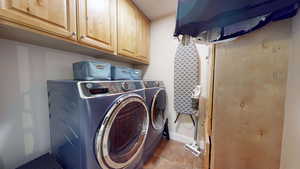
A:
[78, 81, 144, 98]
[143, 81, 164, 88]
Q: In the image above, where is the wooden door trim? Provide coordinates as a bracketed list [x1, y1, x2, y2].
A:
[202, 44, 216, 169]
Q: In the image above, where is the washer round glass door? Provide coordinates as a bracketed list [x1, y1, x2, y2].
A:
[151, 89, 167, 131]
[95, 94, 149, 169]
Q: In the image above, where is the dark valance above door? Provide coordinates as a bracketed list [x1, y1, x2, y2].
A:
[174, 0, 299, 41]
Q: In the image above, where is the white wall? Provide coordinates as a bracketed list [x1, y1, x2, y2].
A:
[280, 13, 300, 169]
[0, 39, 132, 169]
[138, 14, 209, 143]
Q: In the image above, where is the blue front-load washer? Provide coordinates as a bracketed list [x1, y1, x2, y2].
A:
[142, 81, 167, 163]
[47, 80, 149, 169]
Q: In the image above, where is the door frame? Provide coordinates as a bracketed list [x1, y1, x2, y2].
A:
[201, 44, 216, 169]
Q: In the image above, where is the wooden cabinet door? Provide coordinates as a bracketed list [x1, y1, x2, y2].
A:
[117, 0, 138, 58]
[136, 11, 150, 61]
[0, 0, 77, 40]
[78, 0, 116, 53]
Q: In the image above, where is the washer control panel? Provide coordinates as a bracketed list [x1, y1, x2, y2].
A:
[121, 82, 129, 91]
[79, 81, 143, 97]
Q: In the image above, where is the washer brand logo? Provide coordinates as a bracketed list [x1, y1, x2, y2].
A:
[96, 65, 105, 69]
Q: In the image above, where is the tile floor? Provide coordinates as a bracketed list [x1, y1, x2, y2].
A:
[143, 139, 202, 169]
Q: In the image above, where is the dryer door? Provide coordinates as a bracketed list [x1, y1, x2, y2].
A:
[151, 89, 167, 131]
[95, 94, 149, 169]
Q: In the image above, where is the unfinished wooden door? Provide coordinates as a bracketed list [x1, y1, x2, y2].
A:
[211, 20, 290, 169]
[117, 0, 138, 58]
[0, 0, 77, 39]
[78, 0, 116, 53]
[136, 10, 150, 61]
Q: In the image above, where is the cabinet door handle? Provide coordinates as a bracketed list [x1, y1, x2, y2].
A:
[80, 35, 86, 39]
[37, 0, 44, 6]
[71, 32, 76, 38]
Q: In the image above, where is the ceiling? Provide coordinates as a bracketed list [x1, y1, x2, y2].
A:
[133, 0, 178, 20]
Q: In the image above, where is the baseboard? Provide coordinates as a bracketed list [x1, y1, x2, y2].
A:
[169, 132, 206, 150]
[169, 132, 194, 144]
